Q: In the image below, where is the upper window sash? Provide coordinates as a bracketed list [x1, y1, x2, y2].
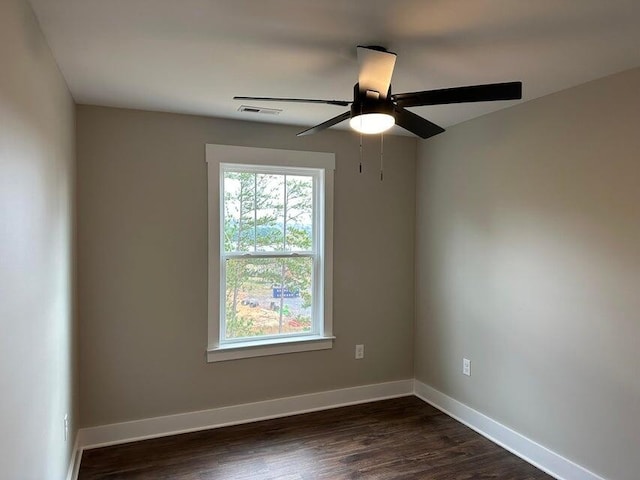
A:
[220, 164, 321, 256]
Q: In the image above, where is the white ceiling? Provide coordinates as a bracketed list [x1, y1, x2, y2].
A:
[29, 0, 640, 134]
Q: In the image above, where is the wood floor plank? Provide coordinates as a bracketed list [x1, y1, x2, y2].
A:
[78, 396, 552, 479]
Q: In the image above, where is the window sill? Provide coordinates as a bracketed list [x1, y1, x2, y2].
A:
[206, 335, 335, 363]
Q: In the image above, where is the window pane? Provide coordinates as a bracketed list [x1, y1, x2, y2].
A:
[224, 256, 313, 340]
[255, 174, 285, 252]
[276, 257, 313, 333]
[285, 175, 313, 251]
[223, 171, 255, 252]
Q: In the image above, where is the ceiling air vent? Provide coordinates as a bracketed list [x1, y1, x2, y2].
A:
[238, 105, 282, 115]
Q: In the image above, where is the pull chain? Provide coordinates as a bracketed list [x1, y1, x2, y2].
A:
[359, 103, 363, 173]
[359, 131, 363, 173]
[380, 133, 384, 181]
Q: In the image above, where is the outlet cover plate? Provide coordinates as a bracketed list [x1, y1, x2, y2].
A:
[463, 358, 471, 376]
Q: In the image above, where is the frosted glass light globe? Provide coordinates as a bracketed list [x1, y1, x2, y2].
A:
[349, 113, 395, 134]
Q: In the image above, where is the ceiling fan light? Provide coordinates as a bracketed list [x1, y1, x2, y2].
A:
[349, 113, 395, 134]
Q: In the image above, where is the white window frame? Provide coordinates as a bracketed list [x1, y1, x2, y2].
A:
[206, 144, 335, 362]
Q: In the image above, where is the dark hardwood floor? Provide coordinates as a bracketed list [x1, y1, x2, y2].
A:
[78, 396, 552, 479]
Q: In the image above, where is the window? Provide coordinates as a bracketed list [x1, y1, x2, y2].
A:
[206, 145, 335, 362]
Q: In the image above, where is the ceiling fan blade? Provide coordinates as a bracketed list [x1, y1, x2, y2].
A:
[357, 46, 397, 99]
[393, 81, 522, 107]
[234, 96, 351, 107]
[394, 106, 445, 139]
[297, 111, 351, 136]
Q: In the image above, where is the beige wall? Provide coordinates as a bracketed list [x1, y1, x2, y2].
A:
[0, 0, 77, 479]
[76, 105, 416, 427]
[415, 67, 640, 480]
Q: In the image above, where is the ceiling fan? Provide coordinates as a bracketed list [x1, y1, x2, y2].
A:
[235, 46, 522, 139]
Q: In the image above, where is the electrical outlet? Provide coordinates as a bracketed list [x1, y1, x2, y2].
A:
[64, 414, 69, 441]
[355, 344, 365, 359]
[463, 358, 471, 376]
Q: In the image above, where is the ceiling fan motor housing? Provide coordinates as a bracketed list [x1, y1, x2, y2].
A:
[350, 83, 395, 119]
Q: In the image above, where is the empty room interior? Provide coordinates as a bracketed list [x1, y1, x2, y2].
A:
[2, 1, 640, 479]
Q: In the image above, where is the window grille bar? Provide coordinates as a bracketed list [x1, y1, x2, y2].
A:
[279, 260, 285, 334]
[283, 175, 288, 251]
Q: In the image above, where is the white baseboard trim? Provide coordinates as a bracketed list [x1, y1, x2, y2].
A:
[78, 379, 414, 450]
[65, 434, 82, 480]
[413, 380, 606, 480]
